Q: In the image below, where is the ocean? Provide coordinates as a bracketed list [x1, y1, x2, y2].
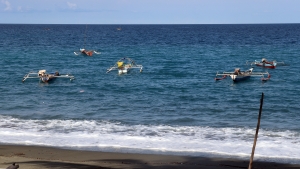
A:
[0, 24, 300, 164]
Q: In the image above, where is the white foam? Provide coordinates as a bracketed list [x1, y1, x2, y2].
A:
[0, 115, 299, 164]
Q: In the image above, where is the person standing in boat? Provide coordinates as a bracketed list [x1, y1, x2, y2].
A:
[262, 58, 272, 64]
[234, 68, 241, 75]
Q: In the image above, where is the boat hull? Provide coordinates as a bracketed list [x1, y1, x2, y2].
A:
[230, 75, 251, 82]
[118, 68, 129, 74]
[40, 75, 56, 83]
[80, 48, 93, 56]
[255, 63, 276, 69]
[82, 51, 93, 56]
[253, 60, 277, 69]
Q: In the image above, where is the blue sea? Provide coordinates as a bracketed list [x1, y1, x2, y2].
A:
[0, 24, 300, 164]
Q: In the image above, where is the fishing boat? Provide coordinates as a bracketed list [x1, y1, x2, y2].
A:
[246, 58, 284, 69]
[22, 70, 75, 83]
[74, 25, 100, 56]
[74, 48, 100, 56]
[215, 68, 270, 82]
[106, 57, 143, 74]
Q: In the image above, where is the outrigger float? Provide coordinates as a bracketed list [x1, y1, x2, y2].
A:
[22, 70, 75, 83]
[106, 57, 143, 75]
[246, 58, 285, 69]
[215, 68, 271, 82]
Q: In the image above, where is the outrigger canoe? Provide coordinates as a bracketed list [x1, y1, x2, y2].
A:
[247, 58, 287, 69]
[74, 48, 101, 56]
[106, 57, 143, 75]
[74, 25, 101, 56]
[22, 70, 75, 83]
[215, 68, 270, 82]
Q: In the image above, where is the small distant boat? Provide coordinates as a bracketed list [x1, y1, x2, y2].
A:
[215, 68, 270, 82]
[247, 58, 286, 69]
[74, 48, 100, 56]
[106, 57, 143, 74]
[22, 70, 75, 83]
[74, 25, 100, 56]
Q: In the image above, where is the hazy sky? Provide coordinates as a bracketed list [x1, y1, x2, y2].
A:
[1, 0, 299, 24]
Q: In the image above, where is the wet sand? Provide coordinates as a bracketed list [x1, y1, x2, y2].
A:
[0, 145, 300, 169]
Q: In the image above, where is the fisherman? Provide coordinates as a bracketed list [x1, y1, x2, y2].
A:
[117, 61, 124, 69]
[234, 68, 241, 75]
[39, 72, 46, 77]
[38, 70, 46, 77]
[262, 58, 271, 64]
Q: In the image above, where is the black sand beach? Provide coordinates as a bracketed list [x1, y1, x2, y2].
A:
[1, 145, 300, 169]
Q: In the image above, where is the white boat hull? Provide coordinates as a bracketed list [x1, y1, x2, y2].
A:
[230, 74, 251, 82]
[118, 68, 128, 74]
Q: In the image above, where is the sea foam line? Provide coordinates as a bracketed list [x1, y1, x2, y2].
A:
[0, 115, 300, 164]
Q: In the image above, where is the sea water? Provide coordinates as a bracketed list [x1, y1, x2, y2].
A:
[0, 24, 300, 164]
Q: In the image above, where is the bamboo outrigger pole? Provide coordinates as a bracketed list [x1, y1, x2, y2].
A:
[248, 92, 264, 169]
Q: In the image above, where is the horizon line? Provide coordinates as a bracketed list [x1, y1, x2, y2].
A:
[1, 23, 300, 25]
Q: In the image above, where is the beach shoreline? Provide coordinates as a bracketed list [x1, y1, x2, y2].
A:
[1, 144, 300, 169]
